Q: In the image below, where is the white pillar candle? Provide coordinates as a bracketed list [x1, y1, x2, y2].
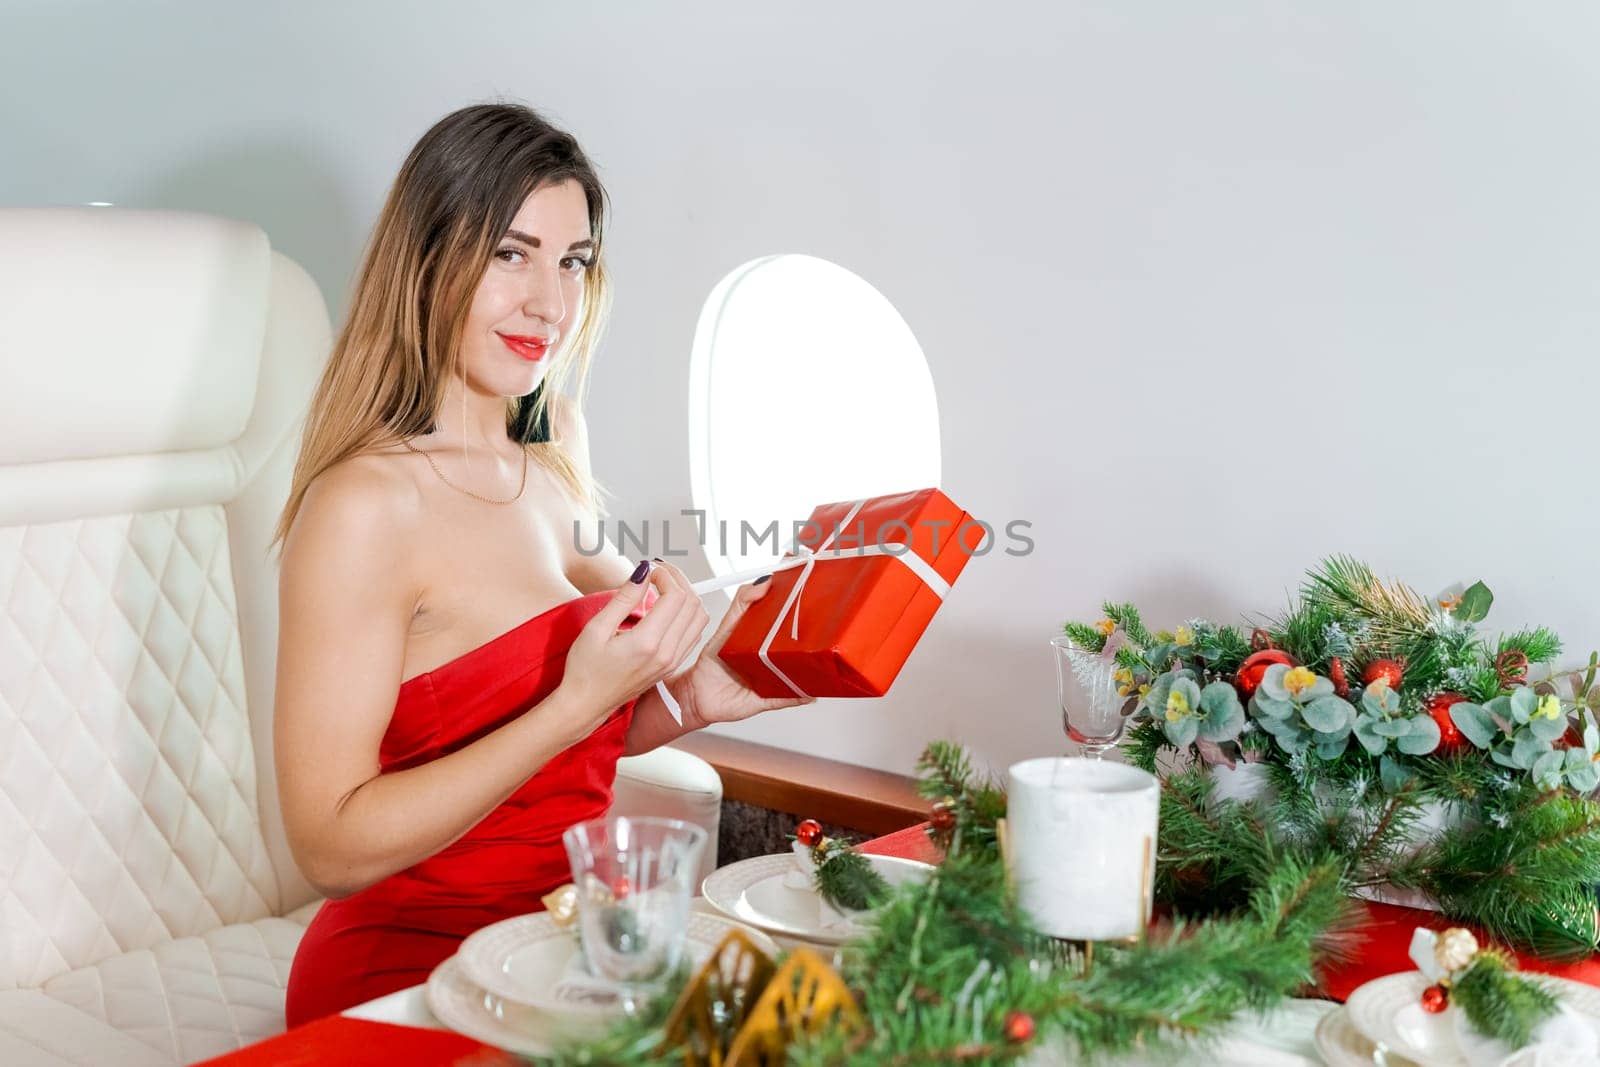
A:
[1005, 757, 1159, 941]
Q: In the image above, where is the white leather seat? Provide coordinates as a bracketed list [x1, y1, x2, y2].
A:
[613, 747, 723, 884]
[0, 207, 721, 1064]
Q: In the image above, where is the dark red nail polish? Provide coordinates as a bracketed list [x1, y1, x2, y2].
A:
[630, 560, 651, 584]
[754, 574, 771, 585]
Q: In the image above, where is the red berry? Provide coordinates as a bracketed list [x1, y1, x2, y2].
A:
[1421, 984, 1449, 1013]
[1329, 656, 1350, 699]
[1426, 692, 1470, 754]
[1235, 649, 1297, 700]
[1362, 659, 1406, 691]
[1004, 1010, 1036, 1043]
[611, 877, 631, 900]
[796, 819, 823, 847]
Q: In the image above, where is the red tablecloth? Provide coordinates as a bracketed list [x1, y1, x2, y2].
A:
[192, 1017, 509, 1066]
[201, 821, 1600, 1063]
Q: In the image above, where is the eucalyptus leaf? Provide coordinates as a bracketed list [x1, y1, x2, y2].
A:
[1532, 749, 1565, 789]
[1251, 694, 1294, 721]
[1454, 580, 1493, 623]
[1258, 664, 1292, 703]
[1566, 760, 1600, 794]
[1144, 643, 1178, 672]
[1379, 755, 1415, 793]
[1315, 740, 1347, 760]
[1361, 686, 1400, 716]
[1144, 672, 1181, 720]
[1198, 683, 1246, 741]
[1449, 702, 1498, 748]
[1396, 716, 1441, 755]
[1303, 695, 1353, 733]
[1509, 687, 1537, 724]
[1490, 745, 1519, 769]
[1527, 712, 1568, 743]
[1166, 716, 1199, 748]
[1304, 677, 1335, 701]
[1353, 718, 1387, 756]
[1373, 718, 1411, 739]
[1511, 733, 1549, 770]
[1585, 719, 1599, 754]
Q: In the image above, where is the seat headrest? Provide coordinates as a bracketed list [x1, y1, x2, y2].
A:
[0, 208, 270, 465]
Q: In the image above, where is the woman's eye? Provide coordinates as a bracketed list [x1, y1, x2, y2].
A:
[561, 256, 591, 274]
[495, 247, 525, 263]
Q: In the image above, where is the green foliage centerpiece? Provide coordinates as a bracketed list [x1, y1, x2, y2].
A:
[1066, 556, 1600, 960]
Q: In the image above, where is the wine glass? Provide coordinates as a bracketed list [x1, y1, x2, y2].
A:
[1050, 634, 1127, 758]
[562, 815, 708, 1015]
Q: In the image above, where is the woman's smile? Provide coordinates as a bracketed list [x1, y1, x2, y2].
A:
[496, 331, 549, 362]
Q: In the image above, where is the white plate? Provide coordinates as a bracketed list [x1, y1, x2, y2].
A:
[458, 907, 777, 1023]
[1346, 972, 1600, 1067]
[700, 852, 933, 945]
[424, 954, 557, 1057]
[1316, 1004, 1422, 1066]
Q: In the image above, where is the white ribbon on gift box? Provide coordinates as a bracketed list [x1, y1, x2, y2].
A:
[651, 498, 953, 720]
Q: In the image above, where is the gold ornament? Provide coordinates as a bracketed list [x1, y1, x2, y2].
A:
[661, 929, 778, 1067]
[724, 947, 862, 1065]
[540, 883, 579, 927]
[1434, 927, 1481, 974]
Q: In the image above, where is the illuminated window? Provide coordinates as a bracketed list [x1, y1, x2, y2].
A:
[688, 255, 941, 580]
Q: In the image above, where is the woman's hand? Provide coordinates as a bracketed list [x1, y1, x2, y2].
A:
[559, 561, 711, 727]
[646, 562, 815, 729]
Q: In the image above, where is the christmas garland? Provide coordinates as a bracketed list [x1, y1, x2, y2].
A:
[554, 742, 1353, 1065]
[1070, 557, 1600, 959]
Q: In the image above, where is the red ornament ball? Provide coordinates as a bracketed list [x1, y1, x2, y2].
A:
[930, 804, 956, 833]
[1235, 649, 1297, 700]
[796, 819, 823, 847]
[611, 877, 632, 900]
[1362, 659, 1406, 691]
[1425, 693, 1470, 754]
[1421, 984, 1449, 1014]
[1004, 1010, 1036, 1043]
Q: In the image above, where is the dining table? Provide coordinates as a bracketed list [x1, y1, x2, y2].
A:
[195, 824, 1600, 1066]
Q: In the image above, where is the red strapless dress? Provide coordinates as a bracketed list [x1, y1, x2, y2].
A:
[284, 590, 642, 1026]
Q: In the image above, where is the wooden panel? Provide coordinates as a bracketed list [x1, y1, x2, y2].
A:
[672, 733, 930, 836]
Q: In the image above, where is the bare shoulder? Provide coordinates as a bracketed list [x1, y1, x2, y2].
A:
[281, 450, 424, 592]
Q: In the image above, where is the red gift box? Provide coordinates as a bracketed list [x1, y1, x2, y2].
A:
[718, 488, 981, 698]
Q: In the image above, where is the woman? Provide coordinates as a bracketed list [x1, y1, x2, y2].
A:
[275, 103, 809, 1025]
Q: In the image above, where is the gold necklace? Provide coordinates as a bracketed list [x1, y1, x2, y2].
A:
[401, 437, 529, 505]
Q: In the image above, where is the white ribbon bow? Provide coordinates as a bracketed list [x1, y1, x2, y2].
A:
[652, 498, 952, 720]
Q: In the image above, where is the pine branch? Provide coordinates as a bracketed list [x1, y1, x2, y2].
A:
[1060, 620, 1106, 653]
[1451, 951, 1559, 1048]
[1302, 555, 1432, 646]
[1103, 602, 1154, 646]
[816, 845, 891, 911]
[1499, 628, 1563, 666]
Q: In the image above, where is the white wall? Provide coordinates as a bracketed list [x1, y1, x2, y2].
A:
[5, 1, 1598, 781]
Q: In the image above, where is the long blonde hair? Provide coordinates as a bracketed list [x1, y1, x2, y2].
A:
[275, 103, 612, 547]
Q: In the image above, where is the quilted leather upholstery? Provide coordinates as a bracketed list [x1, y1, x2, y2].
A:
[28, 901, 320, 1065]
[2, 506, 278, 988]
[0, 208, 331, 1065]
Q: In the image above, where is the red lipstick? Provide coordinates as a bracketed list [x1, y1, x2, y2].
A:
[497, 332, 549, 362]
